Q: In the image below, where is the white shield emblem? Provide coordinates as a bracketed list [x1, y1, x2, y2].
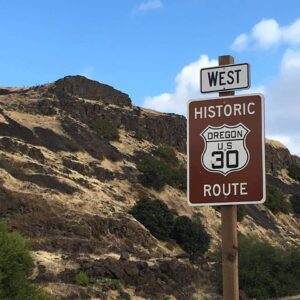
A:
[200, 123, 250, 175]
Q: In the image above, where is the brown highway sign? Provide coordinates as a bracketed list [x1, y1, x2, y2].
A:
[187, 94, 265, 206]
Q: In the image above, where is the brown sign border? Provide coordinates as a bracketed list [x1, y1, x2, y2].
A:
[187, 93, 265, 206]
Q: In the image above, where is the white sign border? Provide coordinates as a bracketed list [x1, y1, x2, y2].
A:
[187, 93, 265, 207]
[200, 63, 250, 93]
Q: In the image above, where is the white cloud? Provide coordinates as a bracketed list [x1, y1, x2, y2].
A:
[230, 17, 300, 155]
[143, 55, 217, 115]
[265, 48, 300, 155]
[232, 18, 300, 50]
[137, 0, 162, 13]
[281, 48, 300, 71]
[282, 19, 300, 45]
[252, 19, 281, 48]
[231, 33, 249, 51]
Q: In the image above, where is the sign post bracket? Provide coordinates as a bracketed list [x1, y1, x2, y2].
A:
[219, 55, 239, 300]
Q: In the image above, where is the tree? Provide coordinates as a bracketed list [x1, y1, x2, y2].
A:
[0, 221, 52, 299]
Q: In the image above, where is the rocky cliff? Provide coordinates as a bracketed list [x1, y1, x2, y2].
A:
[0, 76, 299, 300]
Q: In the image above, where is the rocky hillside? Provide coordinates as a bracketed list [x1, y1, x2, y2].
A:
[0, 76, 299, 300]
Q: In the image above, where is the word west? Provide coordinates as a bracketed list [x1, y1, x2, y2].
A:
[208, 69, 242, 87]
[203, 182, 248, 197]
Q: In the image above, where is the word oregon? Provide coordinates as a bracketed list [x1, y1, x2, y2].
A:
[194, 102, 255, 119]
[203, 182, 248, 197]
[206, 130, 244, 141]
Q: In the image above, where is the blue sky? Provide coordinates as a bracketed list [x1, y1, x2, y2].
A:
[1, 0, 300, 155]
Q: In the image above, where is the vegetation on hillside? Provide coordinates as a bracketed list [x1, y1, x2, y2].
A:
[264, 184, 290, 214]
[172, 216, 210, 254]
[75, 271, 89, 286]
[130, 197, 175, 241]
[288, 164, 300, 181]
[91, 119, 119, 141]
[137, 144, 186, 191]
[291, 193, 300, 215]
[215, 236, 300, 300]
[0, 221, 53, 299]
[130, 197, 210, 254]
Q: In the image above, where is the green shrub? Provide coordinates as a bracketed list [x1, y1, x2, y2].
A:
[291, 193, 300, 215]
[0, 221, 53, 299]
[131, 198, 211, 253]
[155, 144, 179, 166]
[75, 271, 89, 286]
[214, 236, 300, 299]
[97, 278, 123, 290]
[137, 156, 173, 190]
[237, 205, 247, 222]
[265, 184, 290, 214]
[288, 164, 300, 181]
[130, 197, 175, 241]
[92, 119, 119, 141]
[137, 153, 186, 191]
[172, 216, 210, 254]
[171, 165, 187, 191]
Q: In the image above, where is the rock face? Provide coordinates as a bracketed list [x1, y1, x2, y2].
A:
[0, 76, 299, 300]
[53, 75, 132, 106]
[266, 139, 300, 176]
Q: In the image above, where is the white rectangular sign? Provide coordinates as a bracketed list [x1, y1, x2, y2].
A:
[200, 63, 250, 93]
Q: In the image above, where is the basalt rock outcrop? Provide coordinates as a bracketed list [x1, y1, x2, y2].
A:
[53, 75, 132, 107]
[0, 76, 299, 299]
[265, 139, 300, 176]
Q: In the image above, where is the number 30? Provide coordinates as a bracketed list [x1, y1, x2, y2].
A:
[211, 150, 239, 169]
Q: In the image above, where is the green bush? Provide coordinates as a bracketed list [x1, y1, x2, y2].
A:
[0, 221, 53, 300]
[288, 164, 300, 181]
[92, 119, 119, 141]
[172, 216, 210, 254]
[130, 197, 175, 241]
[214, 236, 300, 299]
[137, 156, 173, 190]
[155, 144, 179, 166]
[97, 278, 123, 290]
[237, 205, 247, 222]
[75, 271, 89, 286]
[137, 146, 187, 191]
[171, 165, 187, 191]
[265, 184, 290, 214]
[291, 193, 300, 215]
[131, 198, 211, 253]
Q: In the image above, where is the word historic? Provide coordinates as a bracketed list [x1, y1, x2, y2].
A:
[194, 102, 255, 119]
